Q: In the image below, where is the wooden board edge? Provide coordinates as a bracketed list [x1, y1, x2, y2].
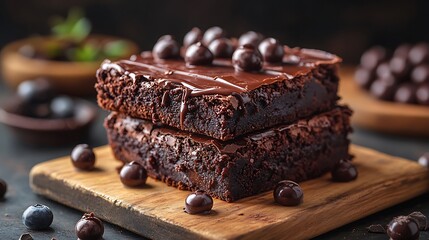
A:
[29, 165, 214, 240]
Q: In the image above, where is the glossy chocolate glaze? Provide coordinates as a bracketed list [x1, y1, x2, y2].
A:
[101, 46, 341, 128]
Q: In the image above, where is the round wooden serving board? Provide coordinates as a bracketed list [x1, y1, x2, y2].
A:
[339, 67, 429, 137]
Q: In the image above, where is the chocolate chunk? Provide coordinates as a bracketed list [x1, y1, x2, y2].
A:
[185, 42, 214, 65]
[370, 76, 397, 100]
[19, 233, 33, 240]
[208, 38, 234, 58]
[408, 211, 428, 231]
[418, 153, 429, 168]
[185, 190, 213, 214]
[360, 46, 387, 70]
[152, 35, 180, 59]
[354, 67, 375, 89]
[394, 83, 416, 104]
[273, 180, 303, 206]
[387, 216, 420, 240]
[232, 44, 263, 72]
[119, 161, 148, 187]
[416, 84, 429, 105]
[411, 64, 429, 83]
[183, 27, 203, 48]
[238, 31, 264, 47]
[75, 212, 104, 240]
[409, 43, 429, 65]
[202, 26, 225, 45]
[367, 224, 386, 233]
[258, 38, 284, 63]
[331, 160, 358, 182]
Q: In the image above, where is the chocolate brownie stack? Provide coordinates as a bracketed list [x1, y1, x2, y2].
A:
[96, 27, 352, 202]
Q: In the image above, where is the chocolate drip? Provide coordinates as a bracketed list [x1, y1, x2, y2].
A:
[180, 88, 191, 129]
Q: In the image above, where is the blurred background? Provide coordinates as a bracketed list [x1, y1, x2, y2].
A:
[1, 0, 429, 64]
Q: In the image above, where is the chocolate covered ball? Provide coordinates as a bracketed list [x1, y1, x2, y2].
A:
[185, 42, 214, 65]
[183, 27, 203, 48]
[394, 44, 412, 58]
[354, 67, 375, 89]
[360, 46, 387, 70]
[238, 31, 264, 47]
[387, 216, 419, 240]
[273, 180, 303, 206]
[71, 144, 96, 170]
[75, 212, 104, 240]
[411, 64, 429, 83]
[394, 83, 416, 104]
[370, 76, 397, 100]
[331, 160, 358, 182]
[208, 38, 234, 58]
[119, 161, 148, 187]
[153, 35, 180, 59]
[202, 26, 226, 45]
[232, 44, 263, 72]
[416, 84, 429, 105]
[185, 190, 213, 214]
[409, 43, 429, 65]
[258, 38, 284, 63]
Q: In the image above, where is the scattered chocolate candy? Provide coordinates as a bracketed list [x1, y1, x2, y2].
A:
[208, 38, 234, 58]
[185, 42, 214, 65]
[273, 180, 303, 206]
[418, 153, 429, 167]
[411, 64, 429, 83]
[389, 56, 411, 79]
[258, 38, 284, 63]
[409, 43, 429, 65]
[19, 233, 33, 240]
[354, 67, 375, 89]
[416, 84, 429, 105]
[184, 190, 213, 214]
[183, 27, 203, 48]
[17, 78, 54, 104]
[408, 211, 428, 231]
[152, 35, 180, 59]
[387, 215, 420, 240]
[202, 26, 226, 45]
[366, 224, 386, 233]
[71, 144, 96, 170]
[360, 46, 387, 70]
[375, 62, 392, 79]
[75, 212, 104, 240]
[119, 161, 148, 187]
[0, 178, 7, 199]
[50, 96, 75, 118]
[22, 204, 54, 230]
[370, 77, 397, 100]
[232, 44, 263, 72]
[238, 31, 264, 47]
[394, 83, 416, 104]
[331, 160, 358, 182]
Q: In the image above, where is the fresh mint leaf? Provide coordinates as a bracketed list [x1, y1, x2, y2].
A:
[51, 8, 91, 42]
[103, 40, 129, 59]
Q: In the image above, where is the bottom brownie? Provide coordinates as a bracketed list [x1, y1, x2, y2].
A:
[105, 106, 352, 202]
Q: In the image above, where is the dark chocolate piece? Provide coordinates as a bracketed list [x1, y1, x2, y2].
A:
[273, 180, 303, 206]
[202, 26, 225, 45]
[238, 31, 264, 47]
[375, 62, 392, 79]
[394, 44, 411, 58]
[366, 224, 386, 233]
[184, 190, 213, 214]
[394, 83, 416, 104]
[152, 35, 180, 59]
[331, 160, 358, 182]
[208, 38, 234, 58]
[19, 233, 33, 240]
[389, 56, 411, 79]
[409, 43, 429, 65]
[411, 64, 429, 84]
[408, 211, 428, 231]
[416, 84, 429, 105]
[105, 106, 352, 202]
[354, 67, 375, 89]
[75, 212, 104, 240]
[387, 216, 420, 240]
[360, 46, 387, 70]
[232, 44, 263, 72]
[183, 27, 203, 48]
[184, 42, 213, 66]
[119, 161, 148, 187]
[258, 38, 284, 63]
[96, 47, 341, 140]
[71, 144, 96, 170]
[370, 77, 397, 100]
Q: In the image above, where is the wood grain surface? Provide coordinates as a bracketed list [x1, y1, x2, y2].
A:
[30, 145, 429, 240]
[339, 67, 429, 137]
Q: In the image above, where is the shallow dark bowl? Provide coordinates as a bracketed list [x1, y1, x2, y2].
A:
[0, 98, 98, 147]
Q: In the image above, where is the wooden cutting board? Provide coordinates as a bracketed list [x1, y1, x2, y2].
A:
[30, 145, 429, 240]
[339, 67, 429, 137]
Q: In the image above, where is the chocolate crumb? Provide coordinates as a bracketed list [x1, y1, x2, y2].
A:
[367, 224, 386, 233]
[408, 211, 428, 231]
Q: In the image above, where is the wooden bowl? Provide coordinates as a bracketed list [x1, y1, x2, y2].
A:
[339, 66, 429, 137]
[0, 98, 98, 146]
[0, 35, 138, 96]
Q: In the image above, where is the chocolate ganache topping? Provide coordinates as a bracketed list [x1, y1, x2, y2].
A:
[100, 29, 341, 128]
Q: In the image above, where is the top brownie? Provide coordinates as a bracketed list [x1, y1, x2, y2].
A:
[96, 33, 341, 140]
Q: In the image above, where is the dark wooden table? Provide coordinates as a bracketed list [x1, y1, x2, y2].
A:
[0, 81, 428, 240]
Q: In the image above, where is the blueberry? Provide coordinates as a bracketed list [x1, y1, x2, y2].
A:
[22, 204, 54, 230]
[17, 78, 55, 104]
[50, 96, 75, 118]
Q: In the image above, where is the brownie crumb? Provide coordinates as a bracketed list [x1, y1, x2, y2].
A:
[408, 211, 428, 231]
[366, 224, 386, 233]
